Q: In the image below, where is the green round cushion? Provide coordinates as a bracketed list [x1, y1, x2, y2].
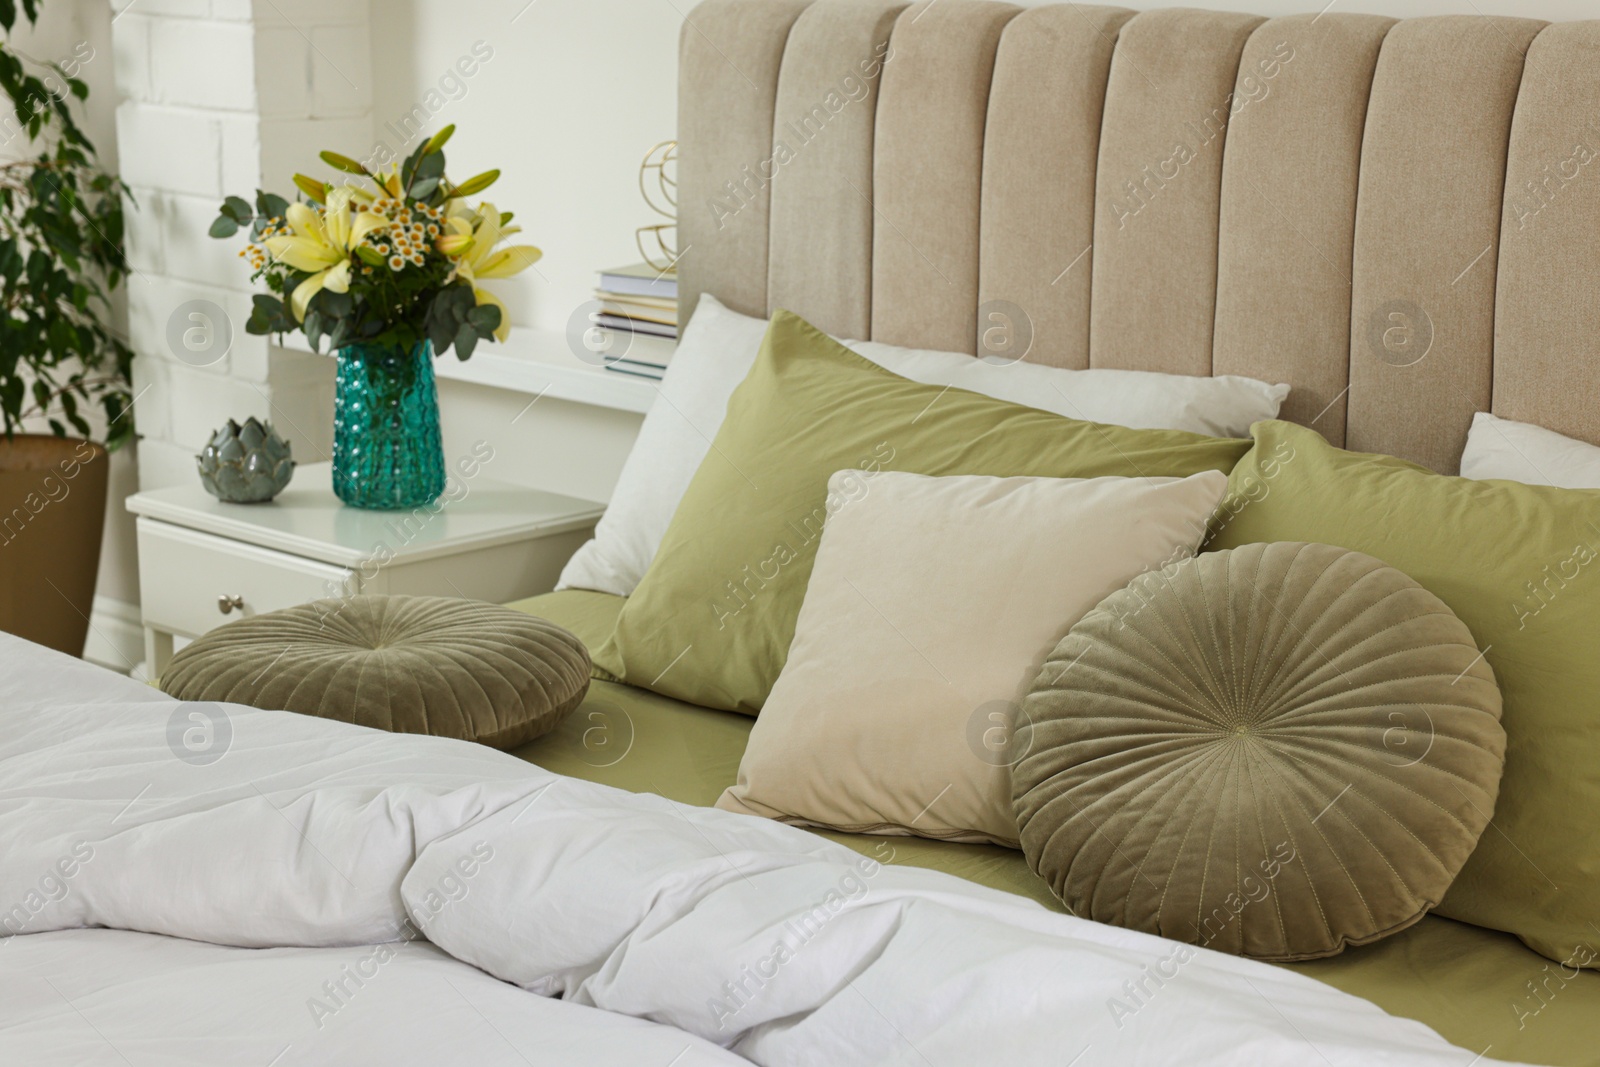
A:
[1013, 541, 1505, 962]
[161, 595, 590, 749]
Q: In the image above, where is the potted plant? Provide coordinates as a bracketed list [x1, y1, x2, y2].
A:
[210, 126, 540, 510]
[0, 4, 134, 656]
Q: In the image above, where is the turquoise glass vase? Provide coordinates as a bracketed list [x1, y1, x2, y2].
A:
[332, 341, 446, 510]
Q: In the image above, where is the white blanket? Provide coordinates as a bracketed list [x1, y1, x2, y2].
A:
[0, 633, 1521, 1065]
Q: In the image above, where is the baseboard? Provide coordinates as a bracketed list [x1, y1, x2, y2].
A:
[84, 596, 143, 676]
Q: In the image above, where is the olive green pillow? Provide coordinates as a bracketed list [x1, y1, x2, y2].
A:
[592, 310, 1251, 714]
[1014, 541, 1505, 961]
[1208, 420, 1600, 968]
[161, 595, 591, 749]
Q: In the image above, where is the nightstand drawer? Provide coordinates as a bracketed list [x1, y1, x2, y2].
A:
[136, 518, 355, 639]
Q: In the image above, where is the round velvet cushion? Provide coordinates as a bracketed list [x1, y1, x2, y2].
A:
[1013, 541, 1505, 961]
[161, 595, 590, 749]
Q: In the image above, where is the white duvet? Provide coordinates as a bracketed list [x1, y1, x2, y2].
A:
[0, 634, 1519, 1065]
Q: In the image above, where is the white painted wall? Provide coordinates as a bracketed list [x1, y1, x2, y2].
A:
[366, 0, 680, 502]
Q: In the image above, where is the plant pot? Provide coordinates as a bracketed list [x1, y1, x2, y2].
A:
[0, 435, 109, 656]
[332, 340, 446, 510]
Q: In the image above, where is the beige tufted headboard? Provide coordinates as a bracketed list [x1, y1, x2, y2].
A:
[675, 1, 1600, 474]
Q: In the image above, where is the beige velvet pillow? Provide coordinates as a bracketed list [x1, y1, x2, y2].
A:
[716, 470, 1228, 845]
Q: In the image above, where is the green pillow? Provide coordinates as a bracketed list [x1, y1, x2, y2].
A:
[592, 309, 1251, 714]
[1207, 420, 1600, 969]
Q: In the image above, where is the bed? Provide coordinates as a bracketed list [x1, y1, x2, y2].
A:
[511, 589, 1600, 1066]
[7, 1, 1600, 1064]
[518, 1, 1600, 1059]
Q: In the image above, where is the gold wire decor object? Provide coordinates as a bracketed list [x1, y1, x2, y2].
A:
[636, 140, 679, 274]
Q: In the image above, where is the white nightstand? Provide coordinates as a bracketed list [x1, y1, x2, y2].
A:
[126, 462, 604, 677]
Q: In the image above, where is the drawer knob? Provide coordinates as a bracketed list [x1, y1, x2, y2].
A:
[218, 594, 245, 616]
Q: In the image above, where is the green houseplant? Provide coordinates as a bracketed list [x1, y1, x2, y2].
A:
[0, 2, 133, 656]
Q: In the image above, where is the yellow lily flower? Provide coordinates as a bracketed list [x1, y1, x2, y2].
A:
[264, 190, 386, 321]
[441, 201, 541, 341]
[367, 164, 403, 200]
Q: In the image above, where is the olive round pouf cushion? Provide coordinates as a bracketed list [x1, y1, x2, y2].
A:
[1012, 541, 1506, 962]
[161, 595, 591, 749]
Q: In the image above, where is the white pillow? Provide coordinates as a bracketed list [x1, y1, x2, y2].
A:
[556, 297, 1287, 596]
[845, 340, 1288, 438]
[1460, 411, 1600, 489]
[558, 296, 771, 596]
[716, 470, 1230, 845]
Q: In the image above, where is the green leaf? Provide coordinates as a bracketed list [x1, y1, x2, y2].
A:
[209, 214, 239, 239]
[415, 151, 445, 182]
[223, 195, 253, 221]
[467, 304, 501, 334]
[452, 284, 476, 316]
[62, 392, 89, 437]
[454, 321, 478, 361]
[400, 141, 427, 188]
[409, 177, 440, 199]
[320, 150, 369, 176]
[258, 191, 289, 220]
[426, 292, 458, 353]
[319, 289, 353, 317]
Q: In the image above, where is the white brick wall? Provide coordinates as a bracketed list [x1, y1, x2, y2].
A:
[147, 20, 257, 110]
[112, 0, 375, 492]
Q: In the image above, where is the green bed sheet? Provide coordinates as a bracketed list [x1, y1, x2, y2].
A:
[509, 589, 1600, 1066]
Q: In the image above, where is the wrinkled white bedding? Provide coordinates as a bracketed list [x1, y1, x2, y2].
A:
[0, 634, 1525, 1065]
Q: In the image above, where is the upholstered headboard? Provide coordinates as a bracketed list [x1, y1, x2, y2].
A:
[675, 1, 1600, 473]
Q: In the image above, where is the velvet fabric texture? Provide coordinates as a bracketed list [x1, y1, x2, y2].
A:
[161, 595, 591, 750]
[1014, 541, 1505, 962]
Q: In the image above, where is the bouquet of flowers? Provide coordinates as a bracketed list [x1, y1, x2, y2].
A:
[209, 126, 540, 511]
[209, 125, 538, 361]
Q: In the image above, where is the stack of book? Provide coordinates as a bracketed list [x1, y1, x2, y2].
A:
[593, 263, 677, 380]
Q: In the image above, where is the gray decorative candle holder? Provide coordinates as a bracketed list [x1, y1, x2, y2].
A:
[196, 418, 295, 503]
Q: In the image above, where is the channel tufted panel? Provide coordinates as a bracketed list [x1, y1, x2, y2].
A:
[978, 5, 1133, 370]
[1212, 14, 1394, 446]
[1493, 21, 1600, 449]
[1347, 16, 1544, 473]
[680, 1, 1600, 474]
[870, 0, 1020, 351]
[1090, 8, 1263, 376]
[766, 0, 907, 339]
[677, 0, 813, 325]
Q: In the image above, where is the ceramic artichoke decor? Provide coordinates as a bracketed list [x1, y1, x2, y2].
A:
[196, 418, 295, 503]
